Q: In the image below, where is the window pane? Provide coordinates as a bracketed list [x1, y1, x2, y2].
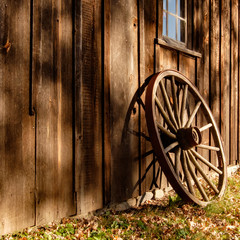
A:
[163, 11, 167, 36]
[168, 14, 176, 40]
[178, 0, 185, 18]
[163, 0, 167, 10]
[168, 0, 176, 14]
[177, 19, 185, 42]
[162, 0, 186, 43]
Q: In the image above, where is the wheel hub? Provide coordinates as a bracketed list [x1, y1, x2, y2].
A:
[176, 127, 202, 150]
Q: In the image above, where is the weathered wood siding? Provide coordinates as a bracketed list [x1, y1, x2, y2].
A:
[0, 0, 104, 234]
[109, 0, 240, 203]
[32, 0, 76, 225]
[110, 0, 139, 202]
[0, 1, 35, 234]
[76, 0, 103, 215]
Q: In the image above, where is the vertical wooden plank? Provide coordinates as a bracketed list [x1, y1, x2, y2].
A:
[194, 0, 210, 171]
[193, 0, 200, 51]
[158, 0, 163, 38]
[0, 3, 7, 232]
[34, 0, 57, 224]
[199, 0, 210, 168]
[179, 54, 195, 82]
[58, 0, 76, 217]
[155, 45, 178, 190]
[0, 1, 35, 234]
[74, 0, 82, 214]
[92, 0, 103, 210]
[34, 0, 75, 224]
[141, 0, 157, 194]
[103, 0, 111, 205]
[156, 45, 178, 72]
[210, 0, 221, 129]
[238, 0, 240, 164]
[230, 0, 238, 165]
[196, 0, 209, 104]
[220, 0, 230, 165]
[210, 0, 221, 166]
[110, 0, 139, 202]
[79, 0, 103, 214]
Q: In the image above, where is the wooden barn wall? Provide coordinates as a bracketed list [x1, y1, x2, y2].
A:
[109, 0, 240, 204]
[0, 0, 103, 234]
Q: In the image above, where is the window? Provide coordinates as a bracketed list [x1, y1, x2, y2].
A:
[162, 0, 187, 44]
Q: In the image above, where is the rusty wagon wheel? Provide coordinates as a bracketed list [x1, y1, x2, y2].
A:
[145, 70, 227, 206]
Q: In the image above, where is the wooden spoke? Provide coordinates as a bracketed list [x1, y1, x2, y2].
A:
[180, 84, 188, 125]
[171, 77, 181, 127]
[160, 80, 179, 129]
[155, 96, 177, 133]
[156, 122, 177, 139]
[190, 149, 222, 175]
[175, 147, 181, 177]
[184, 101, 201, 128]
[164, 141, 179, 153]
[181, 151, 195, 195]
[166, 152, 175, 167]
[185, 151, 209, 201]
[196, 144, 220, 152]
[187, 150, 219, 194]
[178, 88, 183, 118]
[199, 123, 212, 132]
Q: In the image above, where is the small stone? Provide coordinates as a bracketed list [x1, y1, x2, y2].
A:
[227, 165, 240, 177]
[127, 198, 136, 207]
[153, 189, 164, 200]
[114, 202, 130, 211]
[163, 186, 173, 193]
[136, 196, 142, 207]
[137, 192, 153, 206]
